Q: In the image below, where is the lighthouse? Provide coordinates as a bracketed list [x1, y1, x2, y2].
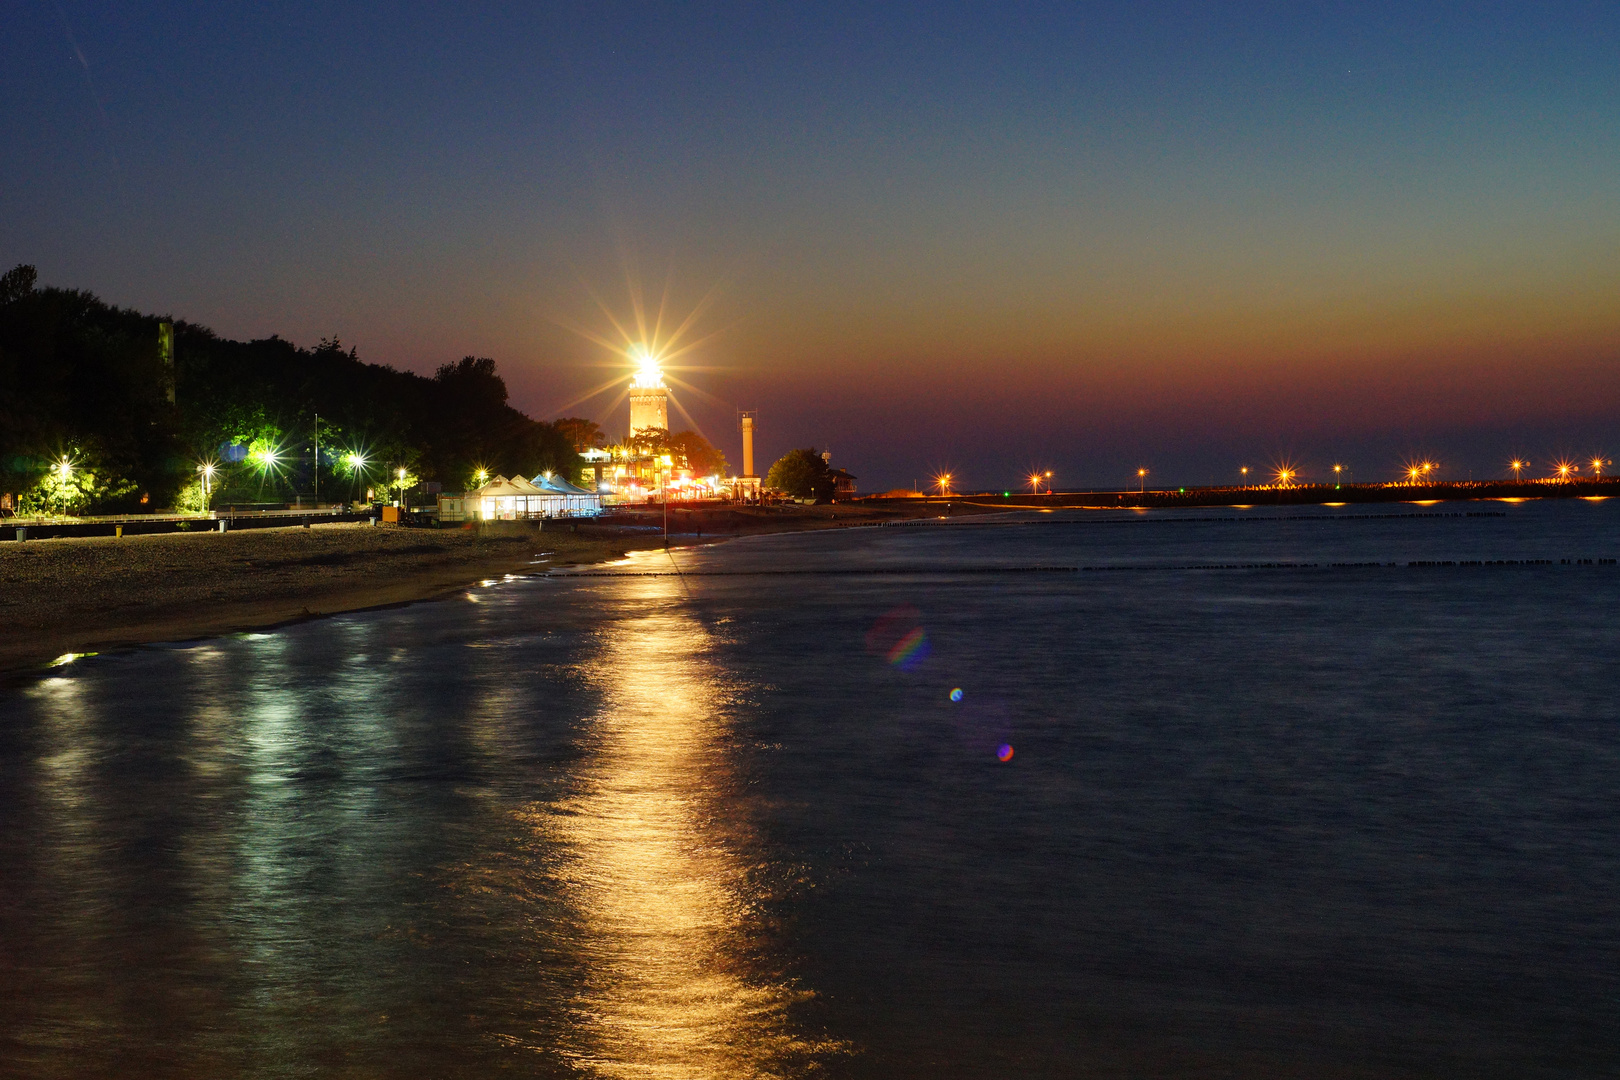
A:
[627, 349, 668, 437]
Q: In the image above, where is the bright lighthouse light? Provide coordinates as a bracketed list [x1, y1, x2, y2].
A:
[629, 345, 665, 388]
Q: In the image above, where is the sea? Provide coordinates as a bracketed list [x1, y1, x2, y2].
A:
[2, 498, 1617, 1078]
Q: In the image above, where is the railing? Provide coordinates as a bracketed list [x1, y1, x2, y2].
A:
[4, 507, 356, 527]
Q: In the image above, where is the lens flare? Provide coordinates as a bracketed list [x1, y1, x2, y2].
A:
[949, 688, 964, 702]
[865, 605, 931, 671]
[886, 628, 930, 669]
[997, 744, 1014, 762]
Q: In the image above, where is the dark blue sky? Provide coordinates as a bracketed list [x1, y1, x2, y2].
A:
[6, 3, 1620, 489]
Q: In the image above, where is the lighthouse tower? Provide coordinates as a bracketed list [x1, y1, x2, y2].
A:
[627, 352, 668, 437]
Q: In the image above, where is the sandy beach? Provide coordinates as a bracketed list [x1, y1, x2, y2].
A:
[0, 501, 990, 678]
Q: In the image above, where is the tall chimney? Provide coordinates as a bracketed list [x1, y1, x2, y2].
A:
[741, 413, 756, 477]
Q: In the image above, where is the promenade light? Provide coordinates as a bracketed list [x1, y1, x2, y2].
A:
[1556, 461, 1575, 481]
[1333, 464, 1343, 475]
[54, 456, 74, 480]
[1137, 468, 1147, 494]
[1591, 457, 1609, 477]
[1274, 467, 1295, 487]
[1509, 459, 1526, 479]
[935, 472, 954, 495]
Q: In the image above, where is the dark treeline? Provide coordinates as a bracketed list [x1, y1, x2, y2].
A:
[0, 264, 577, 513]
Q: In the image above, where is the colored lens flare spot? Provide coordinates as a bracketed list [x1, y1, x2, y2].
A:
[865, 605, 931, 671]
[997, 744, 1014, 762]
[949, 688, 963, 702]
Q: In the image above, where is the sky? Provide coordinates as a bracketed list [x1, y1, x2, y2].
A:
[4, 2, 1620, 491]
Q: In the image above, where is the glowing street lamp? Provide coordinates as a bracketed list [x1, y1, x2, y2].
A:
[1274, 467, 1295, 487]
[1591, 457, 1609, 478]
[1027, 470, 1051, 494]
[196, 461, 217, 510]
[50, 456, 75, 516]
[1137, 468, 1147, 494]
[1556, 461, 1576, 482]
[1509, 459, 1527, 480]
[935, 473, 954, 496]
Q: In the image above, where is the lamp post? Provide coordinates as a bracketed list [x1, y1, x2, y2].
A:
[1509, 459, 1526, 481]
[54, 457, 73, 517]
[197, 462, 215, 511]
[1138, 468, 1147, 495]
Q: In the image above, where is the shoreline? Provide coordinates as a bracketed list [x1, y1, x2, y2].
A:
[0, 502, 995, 680]
[12, 486, 1588, 681]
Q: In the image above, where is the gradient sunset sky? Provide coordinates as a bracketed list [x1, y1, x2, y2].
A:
[6, 3, 1619, 490]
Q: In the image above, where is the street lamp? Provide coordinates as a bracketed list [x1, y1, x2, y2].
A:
[52, 456, 74, 516]
[1274, 467, 1295, 487]
[1137, 468, 1147, 494]
[1509, 459, 1526, 480]
[197, 461, 216, 511]
[935, 473, 953, 496]
[1239, 466, 1249, 486]
[1591, 457, 1609, 478]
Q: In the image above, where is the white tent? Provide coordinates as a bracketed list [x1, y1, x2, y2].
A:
[439, 473, 603, 521]
[533, 473, 603, 516]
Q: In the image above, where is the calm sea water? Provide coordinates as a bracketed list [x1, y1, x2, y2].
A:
[3, 499, 1618, 1078]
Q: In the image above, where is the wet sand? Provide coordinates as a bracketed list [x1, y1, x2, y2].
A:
[0, 502, 990, 677]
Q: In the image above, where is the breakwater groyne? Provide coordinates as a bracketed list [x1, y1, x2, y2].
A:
[875, 478, 1620, 511]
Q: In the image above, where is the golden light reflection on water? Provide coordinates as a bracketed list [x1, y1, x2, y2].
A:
[528, 578, 834, 1078]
